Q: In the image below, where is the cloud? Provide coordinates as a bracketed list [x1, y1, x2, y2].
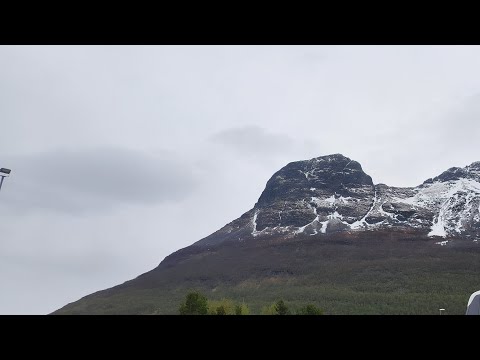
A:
[0, 148, 197, 214]
[210, 125, 294, 156]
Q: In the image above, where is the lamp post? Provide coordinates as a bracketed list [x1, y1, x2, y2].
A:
[0, 168, 11, 192]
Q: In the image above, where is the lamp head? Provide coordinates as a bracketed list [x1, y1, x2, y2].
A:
[0, 168, 11, 176]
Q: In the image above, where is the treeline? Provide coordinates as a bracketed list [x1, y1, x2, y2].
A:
[178, 291, 323, 315]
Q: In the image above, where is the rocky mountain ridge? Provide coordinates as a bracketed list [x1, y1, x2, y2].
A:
[196, 154, 480, 246]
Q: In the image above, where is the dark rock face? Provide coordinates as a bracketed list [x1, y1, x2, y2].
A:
[433, 167, 467, 182]
[253, 154, 374, 231]
[195, 155, 480, 246]
[256, 154, 373, 206]
[429, 162, 480, 183]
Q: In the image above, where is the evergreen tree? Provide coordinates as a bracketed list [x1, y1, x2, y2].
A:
[216, 305, 227, 315]
[274, 300, 289, 315]
[179, 291, 208, 315]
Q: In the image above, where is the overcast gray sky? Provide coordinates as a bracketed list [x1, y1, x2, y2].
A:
[1, 45, 480, 314]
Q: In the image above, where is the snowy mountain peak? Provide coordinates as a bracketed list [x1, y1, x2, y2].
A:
[427, 162, 480, 184]
[466, 162, 480, 177]
[195, 155, 480, 246]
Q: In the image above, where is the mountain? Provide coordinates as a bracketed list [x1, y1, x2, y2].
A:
[53, 154, 480, 315]
[197, 154, 480, 246]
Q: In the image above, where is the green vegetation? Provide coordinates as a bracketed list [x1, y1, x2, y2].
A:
[235, 303, 250, 315]
[53, 232, 480, 315]
[179, 293, 252, 315]
[297, 304, 323, 315]
[260, 303, 278, 315]
[216, 305, 226, 315]
[180, 292, 316, 315]
[274, 300, 289, 315]
[179, 291, 208, 315]
[207, 298, 235, 315]
[261, 300, 291, 315]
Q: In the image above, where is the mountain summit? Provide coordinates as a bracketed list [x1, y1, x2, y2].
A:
[196, 154, 480, 246]
[54, 154, 480, 315]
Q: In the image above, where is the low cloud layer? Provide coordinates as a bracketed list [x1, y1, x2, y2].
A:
[0, 148, 196, 214]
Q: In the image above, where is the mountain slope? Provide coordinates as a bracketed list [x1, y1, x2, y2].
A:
[53, 154, 480, 315]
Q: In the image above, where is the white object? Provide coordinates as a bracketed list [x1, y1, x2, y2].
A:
[466, 290, 480, 315]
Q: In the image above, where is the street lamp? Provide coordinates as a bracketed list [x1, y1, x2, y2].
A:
[0, 168, 11, 192]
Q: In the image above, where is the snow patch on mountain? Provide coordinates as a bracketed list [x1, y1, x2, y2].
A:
[428, 214, 447, 237]
[294, 170, 480, 238]
[325, 195, 336, 205]
[350, 190, 378, 229]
